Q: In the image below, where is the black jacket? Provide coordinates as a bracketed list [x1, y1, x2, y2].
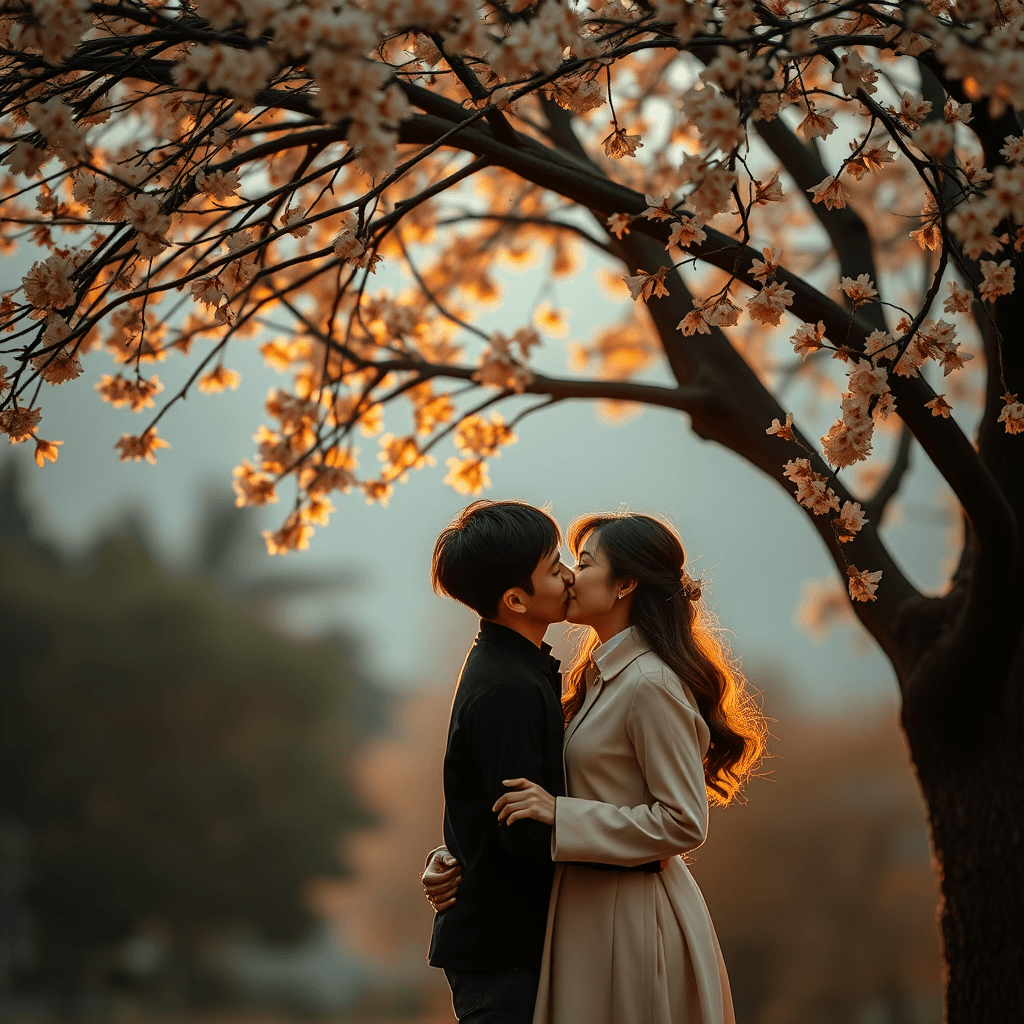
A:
[428, 620, 566, 973]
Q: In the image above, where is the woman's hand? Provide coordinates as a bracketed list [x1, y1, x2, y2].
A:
[420, 848, 461, 912]
[493, 778, 556, 826]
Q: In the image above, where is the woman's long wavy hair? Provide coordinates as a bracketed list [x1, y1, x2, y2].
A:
[563, 511, 766, 806]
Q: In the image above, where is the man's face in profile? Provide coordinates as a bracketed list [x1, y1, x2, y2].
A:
[516, 545, 574, 627]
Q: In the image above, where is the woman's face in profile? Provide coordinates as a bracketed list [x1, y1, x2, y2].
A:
[566, 530, 621, 627]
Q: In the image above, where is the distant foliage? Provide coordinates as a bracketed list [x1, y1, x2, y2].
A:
[0, 468, 375, 999]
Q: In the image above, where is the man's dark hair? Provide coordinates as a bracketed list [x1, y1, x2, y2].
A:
[431, 500, 561, 619]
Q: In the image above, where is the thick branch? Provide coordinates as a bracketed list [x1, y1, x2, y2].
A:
[5, 39, 1014, 670]
[498, 103, 924, 662]
[432, 213, 614, 255]
[863, 423, 913, 523]
[916, 58, 1024, 532]
[393, 111, 1017, 570]
[337, 353, 719, 411]
[754, 116, 887, 331]
[430, 34, 521, 147]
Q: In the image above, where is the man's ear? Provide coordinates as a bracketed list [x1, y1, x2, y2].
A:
[501, 588, 529, 615]
[617, 578, 639, 600]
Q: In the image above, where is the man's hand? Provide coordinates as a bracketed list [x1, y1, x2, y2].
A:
[420, 847, 462, 913]
[493, 778, 556, 826]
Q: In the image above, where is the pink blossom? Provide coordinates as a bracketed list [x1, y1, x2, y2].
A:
[839, 274, 877, 307]
[642, 194, 675, 221]
[174, 43, 278, 102]
[9, 0, 91, 65]
[915, 122, 955, 159]
[677, 308, 711, 336]
[847, 566, 883, 603]
[196, 168, 241, 200]
[602, 124, 644, 159]
[754, 171, 785, 204]
[831, 51, 878, 96]
[493, 1, 582, 79]
[821, 418, 871, 469]
[783, 458, 840, 515]
[681, 88, 746, 153]
[622, 267, 671, 303]
[606, 213, 631, 239]
[864, 330, 895, 358]
[1000, 134, 1024, 163]
[943, 281, 973, 314]
[22, 254, 76, 310]
[807, 176, 849, 211]
[700, 46, 765, 92]
[3, 142, 48, 178]
[332, 212, 366, 262]
[925, 394, 953, 418]
[750, 247, 779, 283]
[987, 165, 1024, 223]
[848, 362, 889, 401]
[666, 219, 707, 249]
[766, 413, 795, 441]
[978, 259, 1016, 302]
[836, 501, 867, 542]
[797, 109, 837, 140]
[26, 97, 88, 162]
[125, 193, 170, 237]
[653, 0, 711, 43]
[948, 196, 1002, 260]
[791, 321, 827, 360]
[998, 393, 1024, 434]
[547, 76, 605, 115]
[282, 206, 312, 238]
[0, 405, 42, 444]
[894, 91, 932, 129]
[747, 280, 794, 325]
[687, 166, 737, 220]
[473, 338, 533, 393]
[704, 294, 741, 328]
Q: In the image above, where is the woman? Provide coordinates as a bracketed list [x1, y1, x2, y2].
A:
[435, 511, 766, 1024]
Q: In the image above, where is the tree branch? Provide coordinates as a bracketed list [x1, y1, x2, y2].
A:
[317, 345, 720, 412]
[754, 116, 885, 329]
[863, 423, 913, 524]
[5, 28, 1015, 672]
[391, 112, 1017, 572]
[429, 33, 521, 148]
[369, 155, 492, 238]
[432, 213, 614, 255]
[486, 101, 925, 663]
[914, 61, 1024, 539]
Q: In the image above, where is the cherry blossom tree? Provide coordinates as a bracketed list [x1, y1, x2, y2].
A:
[1, 0, 1022, 1016]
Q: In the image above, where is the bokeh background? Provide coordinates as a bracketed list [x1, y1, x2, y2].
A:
[1, 218, 953, 1024]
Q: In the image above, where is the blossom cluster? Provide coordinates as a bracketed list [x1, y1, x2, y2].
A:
[0, 0, 1020, 590]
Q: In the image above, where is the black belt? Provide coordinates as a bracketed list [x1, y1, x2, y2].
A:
[565, 858, 669, 873]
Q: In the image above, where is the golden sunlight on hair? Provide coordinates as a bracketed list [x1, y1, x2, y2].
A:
[562, 511, 767, 805]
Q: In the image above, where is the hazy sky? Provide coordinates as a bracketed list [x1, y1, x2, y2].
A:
[2, 222, 958, 717]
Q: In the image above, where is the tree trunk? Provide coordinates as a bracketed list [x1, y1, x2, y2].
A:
[902, 629, 1024, 1022]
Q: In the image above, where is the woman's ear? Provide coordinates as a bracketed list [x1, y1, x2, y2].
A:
[617, 578, 638, 600]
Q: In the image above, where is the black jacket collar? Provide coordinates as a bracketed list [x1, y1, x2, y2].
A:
[477, 619, 561, 677]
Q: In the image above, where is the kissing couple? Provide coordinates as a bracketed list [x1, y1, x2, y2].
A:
[419, 500, 766, 1024]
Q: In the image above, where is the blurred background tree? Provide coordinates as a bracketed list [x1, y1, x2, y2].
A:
[0, 461, 384, 1009]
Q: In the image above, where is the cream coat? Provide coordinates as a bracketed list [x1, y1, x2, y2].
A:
[532, 628, 735, 1024]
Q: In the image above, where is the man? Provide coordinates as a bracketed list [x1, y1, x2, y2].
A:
[422, 499, 573, 1024]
